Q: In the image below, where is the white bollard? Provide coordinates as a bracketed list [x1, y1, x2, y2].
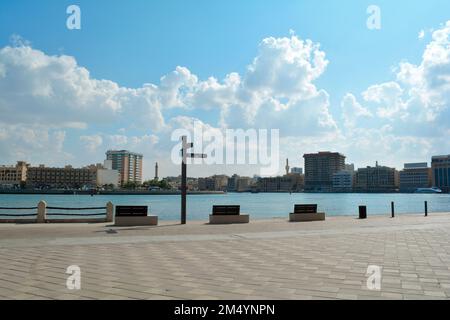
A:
[37, 200, 47, 223]
[106, 202, 114, 223]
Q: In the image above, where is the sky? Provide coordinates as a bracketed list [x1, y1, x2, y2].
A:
[0, 0, 450, 179]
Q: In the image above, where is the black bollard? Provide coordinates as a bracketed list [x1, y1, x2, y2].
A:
[425, 201, 428, 217]
[391, 201, 395, 218]
[359, 206, 367, 219]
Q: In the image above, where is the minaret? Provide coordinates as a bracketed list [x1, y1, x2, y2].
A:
[155, 162, 159, 181]
[285, 159, 290, 176]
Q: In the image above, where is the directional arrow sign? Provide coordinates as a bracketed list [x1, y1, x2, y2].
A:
[188, 153, 207, 159]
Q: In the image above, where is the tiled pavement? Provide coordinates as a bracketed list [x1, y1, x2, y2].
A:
[1, 214, 450, 300]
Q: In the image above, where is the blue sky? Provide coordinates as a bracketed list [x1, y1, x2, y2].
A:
[1, 0, 450, 178]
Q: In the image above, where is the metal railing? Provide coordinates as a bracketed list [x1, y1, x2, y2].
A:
[0, 201, 114, 223]
[46, 206, 107, 217]
[0, 207, 38, 217]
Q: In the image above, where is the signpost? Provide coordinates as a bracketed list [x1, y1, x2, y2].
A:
[180, 136, 207, 224]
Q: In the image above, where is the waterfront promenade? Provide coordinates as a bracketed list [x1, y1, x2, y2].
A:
[1, 213, 450, 300]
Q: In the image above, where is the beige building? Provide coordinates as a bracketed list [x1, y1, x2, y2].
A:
[27, 165, 97, 189]
[106, 150, 143, 185]
[0, 161, 29, 188]
[198, 175, 229, 191]
[257, 174, 304, 192]
[355, 162, 398, 193]
[399, 163, 432, 193]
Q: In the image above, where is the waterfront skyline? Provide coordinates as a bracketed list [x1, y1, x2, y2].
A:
[1, 1, 450, 180]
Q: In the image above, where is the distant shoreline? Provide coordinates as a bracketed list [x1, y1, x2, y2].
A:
[0, 190, 447, 195]
[0, 190, 225, 196]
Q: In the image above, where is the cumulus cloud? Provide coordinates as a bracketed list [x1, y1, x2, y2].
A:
[2, 22, 450, 176]
[80, 135, 103, 152]
[341, 93, 373, 128]
[340, 20, 450, 166]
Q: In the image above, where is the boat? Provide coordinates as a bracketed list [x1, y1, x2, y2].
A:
[414, 187, 442, 194]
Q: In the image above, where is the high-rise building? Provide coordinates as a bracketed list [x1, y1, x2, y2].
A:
[399, 162, 432, 193]
[355, 162, 398, 193]
[291, 167, 303, 175]
[431, 155, 450, 193]
[0, 161, 29, 188]
[303, 152, 346, 192]
[106, 150, 143, 185]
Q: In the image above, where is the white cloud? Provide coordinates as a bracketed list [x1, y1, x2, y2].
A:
[341, 20, 450, 166]
[2, 22, 450, 177]
[341, 93, 372, 127]
[418, 30, 425, 40]
[80, 135, 103, 152]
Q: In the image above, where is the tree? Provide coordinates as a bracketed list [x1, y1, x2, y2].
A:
[142, 179, 172, 190]
[122, 181, 138, 190]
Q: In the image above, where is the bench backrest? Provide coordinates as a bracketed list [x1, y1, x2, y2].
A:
[294, 204, 317, 214]
[116, 206, 148, 217]
[212, 205, 240, 216]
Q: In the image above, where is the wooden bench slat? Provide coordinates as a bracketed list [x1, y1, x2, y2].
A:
[212, 205, 240, 216]
[294, 204, 318, 214]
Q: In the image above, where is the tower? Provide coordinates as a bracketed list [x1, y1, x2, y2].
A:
[155, 162, 159, 181]
[285, 159, 290, 176]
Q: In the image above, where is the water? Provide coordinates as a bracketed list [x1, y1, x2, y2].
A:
[1, 193, 450, 221]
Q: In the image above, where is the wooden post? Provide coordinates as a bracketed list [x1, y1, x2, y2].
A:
[37, 200, 47, 223]
[106, 202, 114, 222]
[425, 201, 428, 217]
[391, 201, 395, 218]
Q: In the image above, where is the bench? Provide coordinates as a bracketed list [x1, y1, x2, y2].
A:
[114, 205, 158, 226]
[289, 204, 325, 222]
[209, 205, 249, 224]
[212, 205, 240, 216]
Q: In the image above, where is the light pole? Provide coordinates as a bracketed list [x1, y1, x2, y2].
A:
[180, 136, 207, 225]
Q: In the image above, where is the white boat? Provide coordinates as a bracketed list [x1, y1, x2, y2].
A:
[414, 187, 443, 194]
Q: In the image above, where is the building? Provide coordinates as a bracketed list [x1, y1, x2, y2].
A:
[86, 160, 120, 188]
[227, 174, 239, 192]
[198, 175, 228, 191]
[257, 174, 303, 193]
[198, 177, 215, 191]
[431, 155, 450, 193]
[0, 161, 29, 188]
[399, 163, 432, 193]
[291, 167, 303, 175]
[106, 150, 143, 185]
[236, 177, 252, 192]
[345, 163, 355, 172]
[332, 170, 354, 192]
[26, 165, 97, 189]
[355, 162, 398, 193]
[303, 152, 346, 192]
